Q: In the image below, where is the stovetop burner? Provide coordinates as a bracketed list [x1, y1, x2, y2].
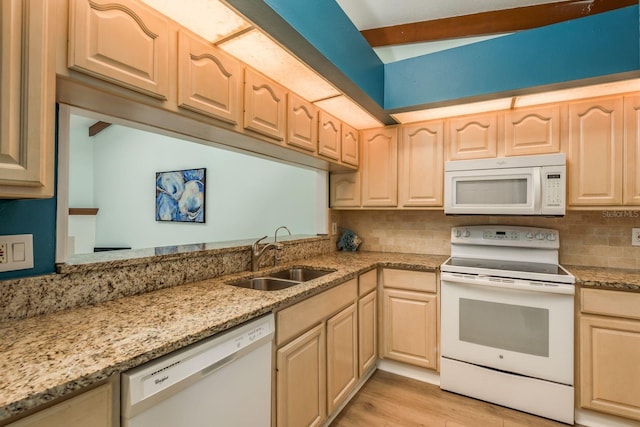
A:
[444, 257, 569, 276]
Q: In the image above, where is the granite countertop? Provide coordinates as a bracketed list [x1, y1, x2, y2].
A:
[567, 265, 640, 292]
[0, 251, 446, 422]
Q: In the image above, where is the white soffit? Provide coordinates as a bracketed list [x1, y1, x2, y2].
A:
[314, 96, 382, 130]
[218, 29, 342, 103]
[140, 0, 250, 42]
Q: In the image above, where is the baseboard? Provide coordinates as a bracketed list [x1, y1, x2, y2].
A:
[376, 359, 440, 386]
[575, 409, 640, 427]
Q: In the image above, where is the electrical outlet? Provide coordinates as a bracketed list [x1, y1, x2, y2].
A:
[0, 234, 33, 272]
[331, 222, 338, 235]
[633, 228, 640, 246]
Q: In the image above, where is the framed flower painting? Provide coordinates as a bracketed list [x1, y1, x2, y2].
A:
[155, 168, 205, 223]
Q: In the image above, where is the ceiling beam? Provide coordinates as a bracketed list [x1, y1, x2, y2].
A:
[361, 0, 637, 47]
[88, 121, 112, 137]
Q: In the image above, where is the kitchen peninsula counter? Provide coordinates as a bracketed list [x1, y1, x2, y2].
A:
[0, 251, 446, 422]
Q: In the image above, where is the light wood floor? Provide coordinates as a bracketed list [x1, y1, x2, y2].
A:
[331, 370, 577, 427]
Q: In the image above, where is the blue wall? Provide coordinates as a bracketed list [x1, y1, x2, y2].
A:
[385, 6, 640, 109]
[264, 0, 385, 106]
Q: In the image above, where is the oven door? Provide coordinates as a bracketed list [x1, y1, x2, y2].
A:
[440, 273, 573, 385]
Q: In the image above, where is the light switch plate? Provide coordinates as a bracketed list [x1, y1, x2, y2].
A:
[632, 228, 640, 247]
[0, 234, 33, 272]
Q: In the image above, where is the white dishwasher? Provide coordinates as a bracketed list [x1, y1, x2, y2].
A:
[121, 313, 274, 427]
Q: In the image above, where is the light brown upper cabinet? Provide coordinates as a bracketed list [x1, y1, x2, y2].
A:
[287, 93, 317, 153]
[68, 0, 171, 99]
[177, 30, 242, 125]
[361, 127, 398, 207]
[318, 111, 342, 160]
[341, 124, 359, 167]
[329, 173, 361, 208]
[447, 112, 497, 160]
[243, 68, 287, 141]
[624, 95, 640, 205]
[0, 0, 55, 198]
[504, 105, 561, 156]
[399, 121, 444, 207]
[566, 97, 623, 206]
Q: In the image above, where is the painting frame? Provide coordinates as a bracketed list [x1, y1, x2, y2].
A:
[155, 168, 206, 223]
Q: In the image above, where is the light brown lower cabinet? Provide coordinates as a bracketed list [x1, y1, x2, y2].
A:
[380, 269, 438, 370]
[7, 382, 114, 427]
[580, 288, 640, 421]
[326, 303, 358, 414]
[358, 290, 377, 376]
[277, 323, 326, 427]
[275, 278, 358, 427]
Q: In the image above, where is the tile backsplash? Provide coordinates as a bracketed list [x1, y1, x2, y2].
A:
[332, 210, 640, 269]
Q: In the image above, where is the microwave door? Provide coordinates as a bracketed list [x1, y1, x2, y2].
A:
[446, 168, 535, 214]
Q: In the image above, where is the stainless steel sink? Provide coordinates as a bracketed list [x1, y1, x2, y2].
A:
[228, 277, 301, 291]
[267, 267, 335, 282]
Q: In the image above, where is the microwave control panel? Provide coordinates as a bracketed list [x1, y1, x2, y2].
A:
[543, 172, 563, 206]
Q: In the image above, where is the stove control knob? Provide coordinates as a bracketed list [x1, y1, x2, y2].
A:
[463, 229, 471, 238]
[535, 232, 544, 240]
[454, 229, 462, 238]
[526, 232, 534, 239]
[546, 233, 556, 241]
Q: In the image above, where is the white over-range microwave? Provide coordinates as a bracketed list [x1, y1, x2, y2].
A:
[444, 153, 566, 216]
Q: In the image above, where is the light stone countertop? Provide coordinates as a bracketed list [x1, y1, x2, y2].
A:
[0, 251, 446, 422]
[567, 265, 640, 292]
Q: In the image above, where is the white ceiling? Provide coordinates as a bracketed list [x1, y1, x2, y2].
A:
[335, 0, 567, 63]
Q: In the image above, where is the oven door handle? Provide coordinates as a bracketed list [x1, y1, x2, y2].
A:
[440, 272, 575, 295]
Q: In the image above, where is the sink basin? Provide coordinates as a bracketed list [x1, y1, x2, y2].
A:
[228, 277, 301, 291]
[268, 267, 335, 282]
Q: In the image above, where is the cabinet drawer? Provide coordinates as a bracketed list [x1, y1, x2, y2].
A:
[276, 279, 357, 346]
[381, 269, 436, 293]
[359, 269, 377, 296]
[582, 288, 640, 320]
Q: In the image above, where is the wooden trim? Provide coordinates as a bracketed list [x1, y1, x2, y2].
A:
[88, 121, 111, 136]
[361, 0, 637, 47]
[69, 208, 99, 216]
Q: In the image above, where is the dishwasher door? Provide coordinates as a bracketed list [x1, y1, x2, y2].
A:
[121, 314, 274, 427]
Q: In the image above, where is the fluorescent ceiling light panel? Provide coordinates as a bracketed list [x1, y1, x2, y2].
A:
[140, 0, 250, 42]
[314, 96, 382, 130]
[392, 98, 512, 124]
[219, 30, 341, 103]
[515, 79, 640, 107]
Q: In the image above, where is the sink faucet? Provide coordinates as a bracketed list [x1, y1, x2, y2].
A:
[251, 236, 281, 272]
[274, 226, 291, 243]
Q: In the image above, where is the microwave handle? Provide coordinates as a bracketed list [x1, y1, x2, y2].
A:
[532, 168, 542, 212]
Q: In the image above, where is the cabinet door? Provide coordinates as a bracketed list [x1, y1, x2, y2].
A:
[244, 67, 286, 141]
[580, 315, 640, 421]
[341, 124, 359, 166]
[358, 290, 377, 376]
[287, 93, 317, 152]
[277, 323, 326, 427]
[68, 0, 170, 99]
[0, 0, 55, 198]
[326, 303, 358, 414]
[504, 105, 561, 156]
[318, 110, 341, 160]
[567, 97, 623, 205]
[177, 30, 241, 125]
[7, 383, 113, 427]
[447, 113, 497, 160]
[624, 95, 640, 205]
[381, 288, 437, 369]
[329, 172, 361, 208]
[361, 127, 398, 207]
[399, 121, 444, 207]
